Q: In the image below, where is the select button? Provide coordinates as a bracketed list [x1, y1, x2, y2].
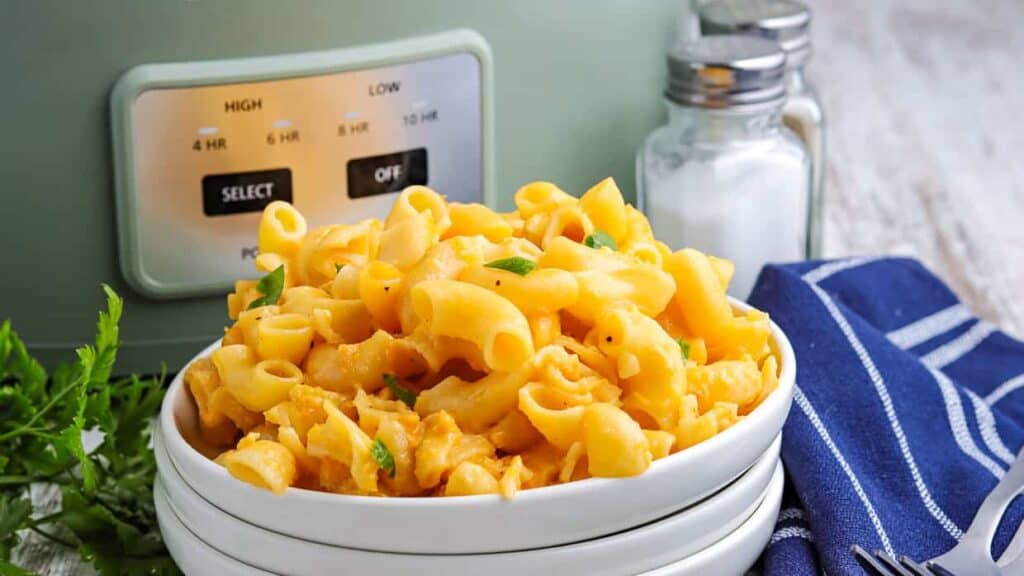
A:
[202, 168, 292, 216]
[347, 148, 427, 199]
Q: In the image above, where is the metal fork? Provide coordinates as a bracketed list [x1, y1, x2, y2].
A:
[853, 447, 1024, 576]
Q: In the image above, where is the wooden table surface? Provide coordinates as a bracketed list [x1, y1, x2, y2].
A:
[12, 2, 1024, 574]
[810, 0, 1024, 337]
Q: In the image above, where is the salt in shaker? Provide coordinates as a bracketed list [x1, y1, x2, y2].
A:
[637, 35, 812, 298]
[699, 0, 825, 257]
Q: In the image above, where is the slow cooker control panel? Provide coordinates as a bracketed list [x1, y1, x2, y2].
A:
[111, 31, 492, 298]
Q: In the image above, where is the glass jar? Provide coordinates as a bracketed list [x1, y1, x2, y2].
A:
[699, 0, 825, 257]
[781, 55, 824, 258]
[637, 36, 811, 298]
[675, 0, 709, 43]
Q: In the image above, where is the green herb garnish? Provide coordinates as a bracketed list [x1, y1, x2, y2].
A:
[247, 265, 286, 309]
[0, 287, 178, 575]
[675, 337, 691, 360]
[334, 263, 345, 273]
[584, 229, 618, 251]
[484, 257, 536, 276]
[371, 438, 396, 478]
[384, 373, 417, 409]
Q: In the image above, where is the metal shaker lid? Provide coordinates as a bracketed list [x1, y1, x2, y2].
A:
[699, 0, 811, 64]
[665, 35, 786, 110]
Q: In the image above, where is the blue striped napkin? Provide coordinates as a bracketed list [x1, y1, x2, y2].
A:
[747, 258, 1024, 575]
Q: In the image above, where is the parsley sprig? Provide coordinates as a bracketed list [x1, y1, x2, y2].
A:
[675, 337, 691, 360]
[584, 229, 618, 251]
[247, 265, 286, 310]
[484, 257, 536, 276]
[383, 374, 417, 409]
[0, 287, 178, 575]
[370, 438, 396, 478]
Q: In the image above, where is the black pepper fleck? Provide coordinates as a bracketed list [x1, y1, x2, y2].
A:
[495, 280, 501, 287]
[384, 286, 390, 292]
[605, 336, 613, 343]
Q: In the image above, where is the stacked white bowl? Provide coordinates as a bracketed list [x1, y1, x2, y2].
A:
[154, 301, 795, 576]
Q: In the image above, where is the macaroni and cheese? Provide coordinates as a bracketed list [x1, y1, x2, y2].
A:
[184, 178, 780, 498]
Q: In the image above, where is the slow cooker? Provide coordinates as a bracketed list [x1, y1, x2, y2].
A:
[1, 1, 682, 371]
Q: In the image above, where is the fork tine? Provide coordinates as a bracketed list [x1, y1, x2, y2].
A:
[1003, 545, 1024, 575]
[852, 545, 899, 576]
[897, 555, 935, 576]
[923, 562, 957, 576]
[997, 503, 1024, 565]
[872, 550, 915, 576]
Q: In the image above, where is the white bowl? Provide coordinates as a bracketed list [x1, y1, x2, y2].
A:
[641, 462, 784, 576]
[158, 298, 795, 554]
[155, 421, 780, 576]
[156, 461, 782, 576]
[154, 479, 274, 576]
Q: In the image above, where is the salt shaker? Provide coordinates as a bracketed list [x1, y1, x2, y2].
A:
[637, 35, 811, 298]
[699, 0, 825, 258]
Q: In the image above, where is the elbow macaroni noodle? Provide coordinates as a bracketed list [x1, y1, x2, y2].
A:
[185, 177, 780, 498]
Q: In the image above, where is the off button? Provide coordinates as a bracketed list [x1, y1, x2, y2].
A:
[347, 148, 428, 199]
